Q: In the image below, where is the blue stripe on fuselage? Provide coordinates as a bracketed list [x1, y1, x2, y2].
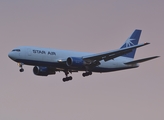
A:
[14, 59, 138, 73]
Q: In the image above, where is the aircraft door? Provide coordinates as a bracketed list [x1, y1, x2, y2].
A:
[27, 48, 32, 56]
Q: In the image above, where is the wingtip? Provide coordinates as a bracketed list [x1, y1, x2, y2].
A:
[155, 56, 160, 58]
[150, 56, 160, 59]
[144, 42, 150, 45]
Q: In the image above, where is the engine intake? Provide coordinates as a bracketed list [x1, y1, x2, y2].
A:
[33, 66, 55, 76]
[66, 57, 84, 68]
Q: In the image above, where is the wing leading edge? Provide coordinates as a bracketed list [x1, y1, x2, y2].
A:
[82, 42, 150, 66]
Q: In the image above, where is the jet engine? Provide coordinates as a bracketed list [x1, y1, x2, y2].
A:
[66, 57, 85, 68]
[33, 66, 56, 76]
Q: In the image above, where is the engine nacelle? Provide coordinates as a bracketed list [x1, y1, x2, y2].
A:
[33, 66, 56, 76]
[66, 57, 84, 68]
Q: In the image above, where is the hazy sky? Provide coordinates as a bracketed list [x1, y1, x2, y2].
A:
[0, 1, 163, 120]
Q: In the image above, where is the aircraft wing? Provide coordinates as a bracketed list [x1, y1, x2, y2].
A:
[82, 43, 150, 66]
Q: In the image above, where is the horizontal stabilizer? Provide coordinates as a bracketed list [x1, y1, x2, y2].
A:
[124, 56, 160, 65]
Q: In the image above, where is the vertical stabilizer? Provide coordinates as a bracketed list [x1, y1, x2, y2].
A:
[120, 29, 142, 58]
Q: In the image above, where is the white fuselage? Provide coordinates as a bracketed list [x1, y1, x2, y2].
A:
[8, 46, 138, 73]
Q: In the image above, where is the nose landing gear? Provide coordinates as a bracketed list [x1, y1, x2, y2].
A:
[18, 63, 24, 72]
[19, 68, 24, 72]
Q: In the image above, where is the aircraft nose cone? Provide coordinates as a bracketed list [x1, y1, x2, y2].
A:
[8, 52, 14, 59]
[8, 52, 12, 58]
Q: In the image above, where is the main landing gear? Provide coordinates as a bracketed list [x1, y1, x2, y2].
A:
[63, 71, 73, 82]
[62, 71, 92, 82]
[82, 71, 92, 77]
[18, 63, 24, 72]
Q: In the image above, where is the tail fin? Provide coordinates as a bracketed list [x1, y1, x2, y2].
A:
[120, 29, 142, 58]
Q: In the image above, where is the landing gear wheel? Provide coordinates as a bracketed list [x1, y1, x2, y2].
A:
[18, 63, 24, 72]
[63, 78, 66, 82]
[82, 72, 92, 77]
[82, 73, 87, 77]
[19, 68, 24, 72]
[62, 76, 73, 82]
[68, 76, 72, 80]
[89, 72, 92, 75]
[63, 70, 73, 82]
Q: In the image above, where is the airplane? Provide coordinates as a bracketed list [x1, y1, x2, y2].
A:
[8, 29, 159, 82]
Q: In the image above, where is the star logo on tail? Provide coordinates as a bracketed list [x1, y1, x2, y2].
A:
[125, 39, 135, 47]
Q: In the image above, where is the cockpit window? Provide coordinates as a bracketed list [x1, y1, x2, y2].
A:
[12, 49, 20, 52]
